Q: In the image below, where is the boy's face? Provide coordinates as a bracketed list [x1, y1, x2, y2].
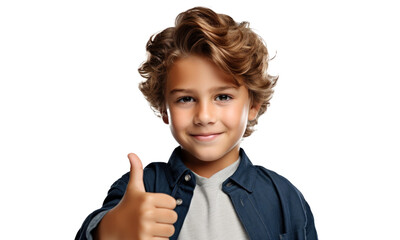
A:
[164, 55, 260, 171]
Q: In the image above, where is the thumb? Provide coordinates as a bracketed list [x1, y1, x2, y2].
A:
[127, 153, 145, 192]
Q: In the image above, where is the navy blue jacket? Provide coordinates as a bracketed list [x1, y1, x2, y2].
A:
[76, 147, 318, 240]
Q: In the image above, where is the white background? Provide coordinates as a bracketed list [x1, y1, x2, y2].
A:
[1, 0, 399, 239]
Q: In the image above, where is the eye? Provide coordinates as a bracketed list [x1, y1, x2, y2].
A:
[215, 94, 232, 101]
[177, 96, 195, 103]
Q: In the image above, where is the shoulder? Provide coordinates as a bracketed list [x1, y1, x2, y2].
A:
[255, 166, 303, 197]
[253, 165, 316, 234]
[254, 165, 307, 206]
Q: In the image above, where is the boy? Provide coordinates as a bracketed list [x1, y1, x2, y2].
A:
[76, 7, 318, 240]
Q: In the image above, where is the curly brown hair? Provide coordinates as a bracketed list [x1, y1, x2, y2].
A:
[138, 7, 278, 137]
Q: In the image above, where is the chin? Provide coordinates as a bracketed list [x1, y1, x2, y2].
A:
[194, 153, 221, 162]
[184, 146, 230, 162]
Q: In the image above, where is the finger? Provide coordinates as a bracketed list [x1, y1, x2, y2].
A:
[153, 208, 178, 224]
[151, 193, 177, 209]
[151, 223, 175, 238]
[127, 153, 145, 192]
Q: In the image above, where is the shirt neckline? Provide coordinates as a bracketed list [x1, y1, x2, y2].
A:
[166, 146, 258, 193]
[193, 157, 241, 187]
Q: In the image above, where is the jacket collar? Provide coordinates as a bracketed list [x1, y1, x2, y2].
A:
[166, 147, 191, 188]
[166, 146, 257, 193]
[229, 148, 257, 193]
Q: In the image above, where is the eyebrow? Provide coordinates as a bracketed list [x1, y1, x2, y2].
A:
[169, 86, 238, 95]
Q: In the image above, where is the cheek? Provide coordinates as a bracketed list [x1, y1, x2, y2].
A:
[169, 108, 191, 131]
[223, 104, 249, 129]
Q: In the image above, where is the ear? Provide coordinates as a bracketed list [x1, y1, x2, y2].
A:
[248, 101, 261, 121]
[162, 111, 169, 124]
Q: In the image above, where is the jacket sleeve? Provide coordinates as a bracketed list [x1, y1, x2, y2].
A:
[260, 167, 318, 240]
[75, 173, 130, 240]
[304, 200, 318, 240]
[289, 183, 318, 240]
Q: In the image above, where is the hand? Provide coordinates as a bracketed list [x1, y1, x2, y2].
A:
[95, 153, 178, 240]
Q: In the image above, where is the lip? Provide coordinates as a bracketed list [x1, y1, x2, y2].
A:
[190, 132, 222, 142]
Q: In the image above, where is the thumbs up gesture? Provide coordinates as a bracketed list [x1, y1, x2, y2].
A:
[95, 153, 178, 240]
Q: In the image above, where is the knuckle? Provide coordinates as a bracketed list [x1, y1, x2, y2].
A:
[138, 193, 154, 206]
[141, 208, 154, 220]
[139, 221, 152, 234]
[145, 194, 155, 204]
[138, 203, 151, 214]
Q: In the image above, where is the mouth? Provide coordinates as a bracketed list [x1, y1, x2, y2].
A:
[190, 132, 222, 142]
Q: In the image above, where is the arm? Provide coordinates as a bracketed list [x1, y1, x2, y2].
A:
[75, 173, 129, 240]
[75, 154, 177, 240]
[304, 200, 318, 240]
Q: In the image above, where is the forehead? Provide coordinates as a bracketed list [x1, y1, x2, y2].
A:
[166, 55, 239, 89]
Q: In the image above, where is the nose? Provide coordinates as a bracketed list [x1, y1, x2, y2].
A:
[193, 100, 216, 126]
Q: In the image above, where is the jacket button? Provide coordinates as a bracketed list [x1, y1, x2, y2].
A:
[184, 174, 191, 182]
[176, 198, 183, 206]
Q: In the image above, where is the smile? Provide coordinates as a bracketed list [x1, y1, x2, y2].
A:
[190, 133, 222, 142]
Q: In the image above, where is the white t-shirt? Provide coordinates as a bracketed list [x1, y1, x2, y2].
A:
[178, 158, 249, 240]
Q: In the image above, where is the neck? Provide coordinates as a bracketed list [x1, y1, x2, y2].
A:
[181, 146, 240, 178]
